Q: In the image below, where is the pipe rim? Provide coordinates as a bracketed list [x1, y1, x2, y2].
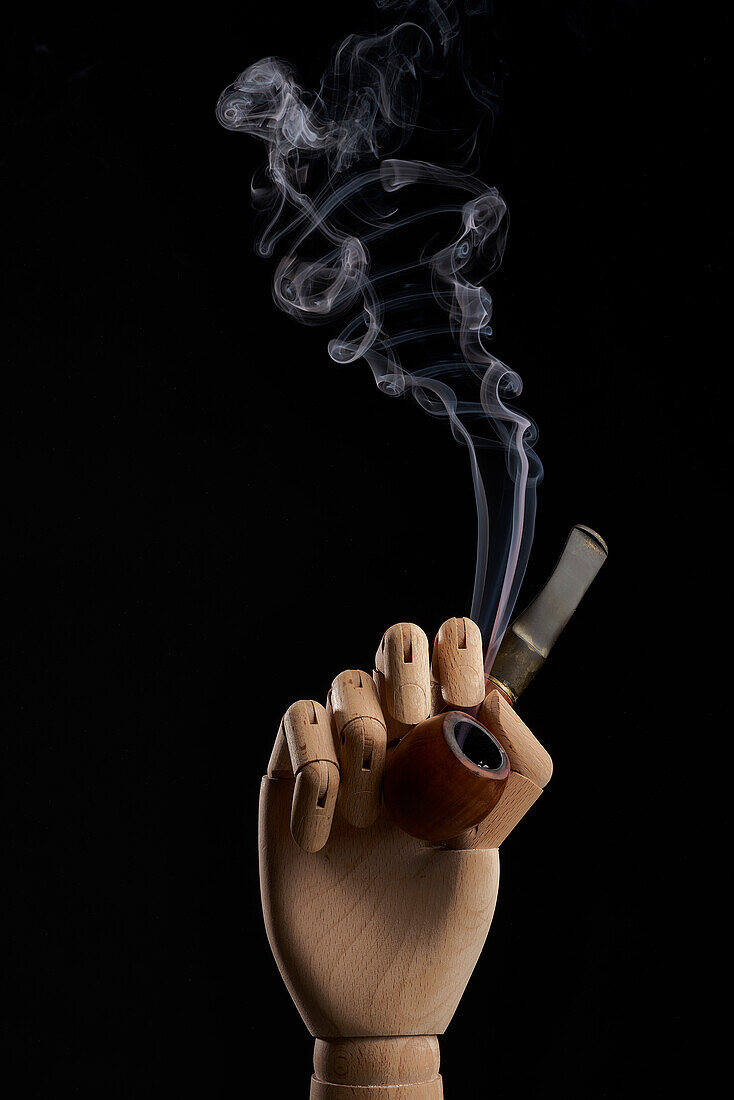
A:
[442, 711, 509, 779]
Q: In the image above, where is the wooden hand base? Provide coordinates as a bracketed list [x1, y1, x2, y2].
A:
[311, 1037, 443, 1099]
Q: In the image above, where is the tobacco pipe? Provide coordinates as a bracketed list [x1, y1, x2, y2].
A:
[382, 524, 607, 843]
[383, 710, 510, 843]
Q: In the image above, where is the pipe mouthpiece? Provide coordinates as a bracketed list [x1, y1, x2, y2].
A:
[488, 524, 607, 703]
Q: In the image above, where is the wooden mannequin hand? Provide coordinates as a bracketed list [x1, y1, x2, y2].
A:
[259, 618, 552, 1098]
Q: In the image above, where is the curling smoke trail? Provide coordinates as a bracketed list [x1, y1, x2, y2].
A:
[216, 0, 542, 669]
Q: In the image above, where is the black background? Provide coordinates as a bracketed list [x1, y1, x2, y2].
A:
[4, 2, 723, 1096]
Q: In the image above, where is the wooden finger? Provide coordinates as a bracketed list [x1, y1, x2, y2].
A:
[431, 616, 485, 712]
[372, 669, 413, 744]
[375, 623, 431, 727]
[478, 688, 553, 787]
[291, 760, 340, 853]
[281, 699, 340, 852]
[267, 720, 294, 778]
[329, 670, 387, 828]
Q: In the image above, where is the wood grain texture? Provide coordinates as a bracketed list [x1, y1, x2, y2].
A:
[382, 712, 509, 843]
[330, 670, 385, 730]
[431, 617, 485, 709]
[276, 700, 341, 852]
[310, 1080, 443, 1099]
[267, 720, 293, 778]
[446, 771, 543, 850]
[291, 761, 341, 853]
[329, 671, 387, 828]
[313, 1036, 440, 1085]
[283, 699, 339, 771]
[479, 688, 553, 787]
[373, 669, 413, 743]
[260, 775, 500, 1038]
[335, 717, 386, 828]
[375, 623, 431, 726]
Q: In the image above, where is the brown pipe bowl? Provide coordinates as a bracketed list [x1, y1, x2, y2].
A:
[383, 711, 509, 843]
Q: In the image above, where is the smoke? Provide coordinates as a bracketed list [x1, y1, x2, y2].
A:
[216, 0, 542, 669]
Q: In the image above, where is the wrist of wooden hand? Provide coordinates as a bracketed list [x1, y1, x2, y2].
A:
[310, 1037, 444, 1099]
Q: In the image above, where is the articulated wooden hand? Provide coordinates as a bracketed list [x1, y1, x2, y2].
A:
[260, 618, 552, 1099]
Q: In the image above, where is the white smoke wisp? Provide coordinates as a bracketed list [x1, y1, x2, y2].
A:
[216, 0, 542, 670]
